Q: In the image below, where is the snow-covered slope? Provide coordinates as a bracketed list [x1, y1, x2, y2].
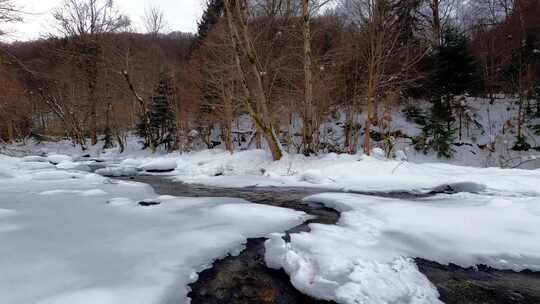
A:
[316, 97, 540, 168]
[4, 96, 539, 169]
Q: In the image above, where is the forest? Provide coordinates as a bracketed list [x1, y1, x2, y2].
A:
[3, 1, 540, 304]
[0, 0, 538, 163]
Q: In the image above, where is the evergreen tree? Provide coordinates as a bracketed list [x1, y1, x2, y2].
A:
[191, 0, 224, 52]
[417, 27, 481, 158]
[432, 27, 482, 97]
[137, 73, 178, 151]
[419, 99, 456, 158]
[102, 126, 114, 149]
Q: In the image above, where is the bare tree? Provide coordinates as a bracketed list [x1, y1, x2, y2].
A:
[0, 0, 22, 37]
[143, 6, 168, 36]
[0, 0, 20, 22]
[301, 0, 333, 154]
[52, 0, 130, 145]
[416, 0, 456, 48]
[345, 0, 427, 154]
[52, 0, 129, 37]
[302, 0, 315, 154]
[224, 0, 284, 160]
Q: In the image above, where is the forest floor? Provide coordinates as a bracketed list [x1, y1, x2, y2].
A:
[1, 144, 540, 303]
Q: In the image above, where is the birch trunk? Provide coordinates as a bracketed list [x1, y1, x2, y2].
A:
[302, 0, 315, 155]
[224, 0, 283, 160]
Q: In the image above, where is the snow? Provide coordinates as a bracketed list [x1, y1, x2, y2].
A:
[299, 169, 328, 184]
[46, 154, 73, 164]
[39, 189, 108, 196]
[0, 155, 307, 304]
[102, 150, 540, 197]
[4, 130, 540, 304]
[265, 192, 540, 304]
[107, 197, 135, 206]
[138, 158, 178, 172]
[95, 166, 140, 177]
[21, 155, 48, 162]
[16, 161, 56, 170]
[55, 160, 92, 172]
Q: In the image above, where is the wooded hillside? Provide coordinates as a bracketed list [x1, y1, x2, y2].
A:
[1, 0, 539, 161]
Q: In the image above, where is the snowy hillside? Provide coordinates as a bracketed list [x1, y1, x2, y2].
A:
[174, 96, 540, 169]
[315, 97, 540, 168]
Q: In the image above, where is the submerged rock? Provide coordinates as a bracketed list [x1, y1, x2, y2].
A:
[417, 258, 540, 304]
[430, 182, 487, 194]
[138, 200, 161, 207]
[138, 159, 177, 173]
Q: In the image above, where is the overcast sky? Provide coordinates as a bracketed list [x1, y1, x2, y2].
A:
[5, 0, 205, 42]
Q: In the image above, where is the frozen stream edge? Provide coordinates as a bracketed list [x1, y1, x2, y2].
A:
[117, 175, 540, 304]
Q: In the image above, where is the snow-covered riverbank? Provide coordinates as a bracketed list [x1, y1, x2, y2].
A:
[2, 145, 540, 304]
[0, 154, 306, 304]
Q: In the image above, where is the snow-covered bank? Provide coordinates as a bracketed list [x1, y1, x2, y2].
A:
[0, 155, 307, 304]
[3, 143, 540, 304]
[264, 192, 540, 304]
[92, 149, 540, 196]
[4, 97, 540, 171]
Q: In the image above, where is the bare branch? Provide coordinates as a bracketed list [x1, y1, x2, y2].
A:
[143, 6, 168, 36]
[52, 0, 130, 37]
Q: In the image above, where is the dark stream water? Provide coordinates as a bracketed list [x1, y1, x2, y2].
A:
[117, 175, 540, 304]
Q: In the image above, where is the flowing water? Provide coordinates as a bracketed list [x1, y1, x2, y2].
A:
[117, 175, 540, 304]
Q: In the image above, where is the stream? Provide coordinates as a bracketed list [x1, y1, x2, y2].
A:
[117, 175, 540, 304]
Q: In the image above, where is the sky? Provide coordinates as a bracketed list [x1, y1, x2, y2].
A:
[4, 0, 205, 42]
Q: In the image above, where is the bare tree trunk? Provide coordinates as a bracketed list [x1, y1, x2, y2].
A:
[222, 80, 235, 153]
[7, 118, 14, 143]
[302, 0, 315, 155]
[224, 0, 283, 160]
[255, 128, 262, 149]
[346, 105, 358, 154]
[518, 92, 524, 139]
[363, 19, 379, 157]
[287, 106, 294, 153]
[459, 111, 463, 141]
[363, 84, 375, 155]
[86, 40, 99, 146]
[430, 0, 442, 48]
[516, 0, 526, 140]
[121, 69, 156, 152]
[89, 82, 98, 145]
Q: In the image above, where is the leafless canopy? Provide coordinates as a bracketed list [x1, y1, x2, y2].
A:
[0, 0, 22, 36]
[143, 6, 168, 35]
[52, 0, 130, 37]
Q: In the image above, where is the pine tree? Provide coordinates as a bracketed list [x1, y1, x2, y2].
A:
[418, 27, 481, 158]
[432, 27, 481, 97]
[137, 73, 178, 151]
[191, 0, 224, 51]
[102, 126, 114, 149]
[422, 98, 456, 158]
